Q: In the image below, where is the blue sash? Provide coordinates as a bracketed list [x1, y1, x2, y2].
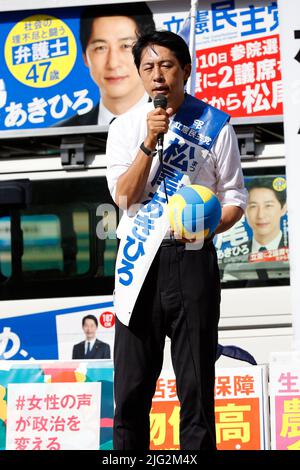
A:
[114, 95, 230, 325]
[170, 93, 230, 151]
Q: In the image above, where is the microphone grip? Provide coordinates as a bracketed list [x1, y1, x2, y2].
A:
[157, 133, 164, 164]
[157, 133, 164, 148]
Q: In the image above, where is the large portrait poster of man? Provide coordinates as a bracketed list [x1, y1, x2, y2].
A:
[56, 3, 155, 127]
[0, 0, 282, 135]
[215, 174, 289, 278]
[0, 2, 156, 133]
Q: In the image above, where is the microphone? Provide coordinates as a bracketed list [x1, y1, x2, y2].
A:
[153, 94, 168, 151]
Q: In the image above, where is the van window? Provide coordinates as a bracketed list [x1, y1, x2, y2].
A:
[0, 177, 118, 300]
[1, 169, 288, 298]
[0, 217, 12, 278]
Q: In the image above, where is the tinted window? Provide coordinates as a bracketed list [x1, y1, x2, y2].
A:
[0, 177, 118, 300]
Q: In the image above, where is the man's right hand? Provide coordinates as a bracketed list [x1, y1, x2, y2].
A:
[113, 106, 172, 209]
[144, 106, 173, 150]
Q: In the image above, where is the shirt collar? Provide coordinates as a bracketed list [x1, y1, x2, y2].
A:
[98, 92, 150, 126]
[252, 230, 282, 252]
[85, 338, 96, 348]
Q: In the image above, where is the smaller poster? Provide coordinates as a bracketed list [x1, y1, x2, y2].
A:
[269, 351, 300, 450]
[56, 304, 115, 361]
[150, 366, 269, 450]
[0, 360, 114, 450]
[6, 382, 101, 450]
[0, 297, 115, 361]
[214, 366, 269, 449]
[214, 173, 288, 273]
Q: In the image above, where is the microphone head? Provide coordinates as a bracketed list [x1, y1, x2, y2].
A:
[153, 93, 167, 110]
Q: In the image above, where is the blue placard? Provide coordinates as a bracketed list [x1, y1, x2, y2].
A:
[0, 7, 99, 131]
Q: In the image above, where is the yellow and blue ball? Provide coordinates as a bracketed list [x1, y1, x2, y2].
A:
[167, 184, 221, 240]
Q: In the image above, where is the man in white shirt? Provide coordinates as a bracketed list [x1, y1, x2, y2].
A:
[57, 3, 154, 127]
[245, 181, 287, 253]
[106, 31, 247, 450]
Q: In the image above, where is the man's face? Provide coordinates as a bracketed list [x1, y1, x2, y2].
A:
[246, 187, 286, 239]
[84, 16, 143, 100]
[139, 44, 191, 109]
[82, 319, 97, 340]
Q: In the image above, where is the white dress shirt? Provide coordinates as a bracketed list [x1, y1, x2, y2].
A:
[85, 337, 96, 355]
[251, 230, 283, 253]
[106, 99, 247, 215]
[98, 92, 150, 126]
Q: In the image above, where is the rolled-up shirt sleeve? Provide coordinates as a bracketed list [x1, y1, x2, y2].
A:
[212, 123, 248, 211]
[106, 117, 132, 204]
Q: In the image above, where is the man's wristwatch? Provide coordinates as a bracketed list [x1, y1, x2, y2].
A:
[140, 141, 157, 158]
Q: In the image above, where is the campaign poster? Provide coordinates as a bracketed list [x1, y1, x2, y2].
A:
[0, 297, 115, 361]
[214, 174, 288, 270]
[56, 305, 115, 361]
[269, 352, 300, 450]
[154, 0, 282, 121]
[0, 2, 156, 134]
[0, 0, 282, 136]
[150, 366, 269, 450]
[6, 382, 101, 450]
[0, 360, 114, 450]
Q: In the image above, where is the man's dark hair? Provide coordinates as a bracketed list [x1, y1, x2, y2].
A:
[247, 177, 287, 208]
[132, 30, 192, 71]
[80, 3, 155, 53]
[82, 314, 98, 327]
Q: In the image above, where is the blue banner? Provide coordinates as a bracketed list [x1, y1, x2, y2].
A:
[0, 301, 114, 361]
[0, 7, 99, 130]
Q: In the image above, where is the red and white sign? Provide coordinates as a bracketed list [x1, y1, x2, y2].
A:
[196, 34, 282, 118]
[154, 0, 282, 121]
[6, 382, 101, 450]
[150, 366, 269, 450]
[249, 247, 289, 263]
[99, 311, 115, 329]
[214, 366, 269, 449]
